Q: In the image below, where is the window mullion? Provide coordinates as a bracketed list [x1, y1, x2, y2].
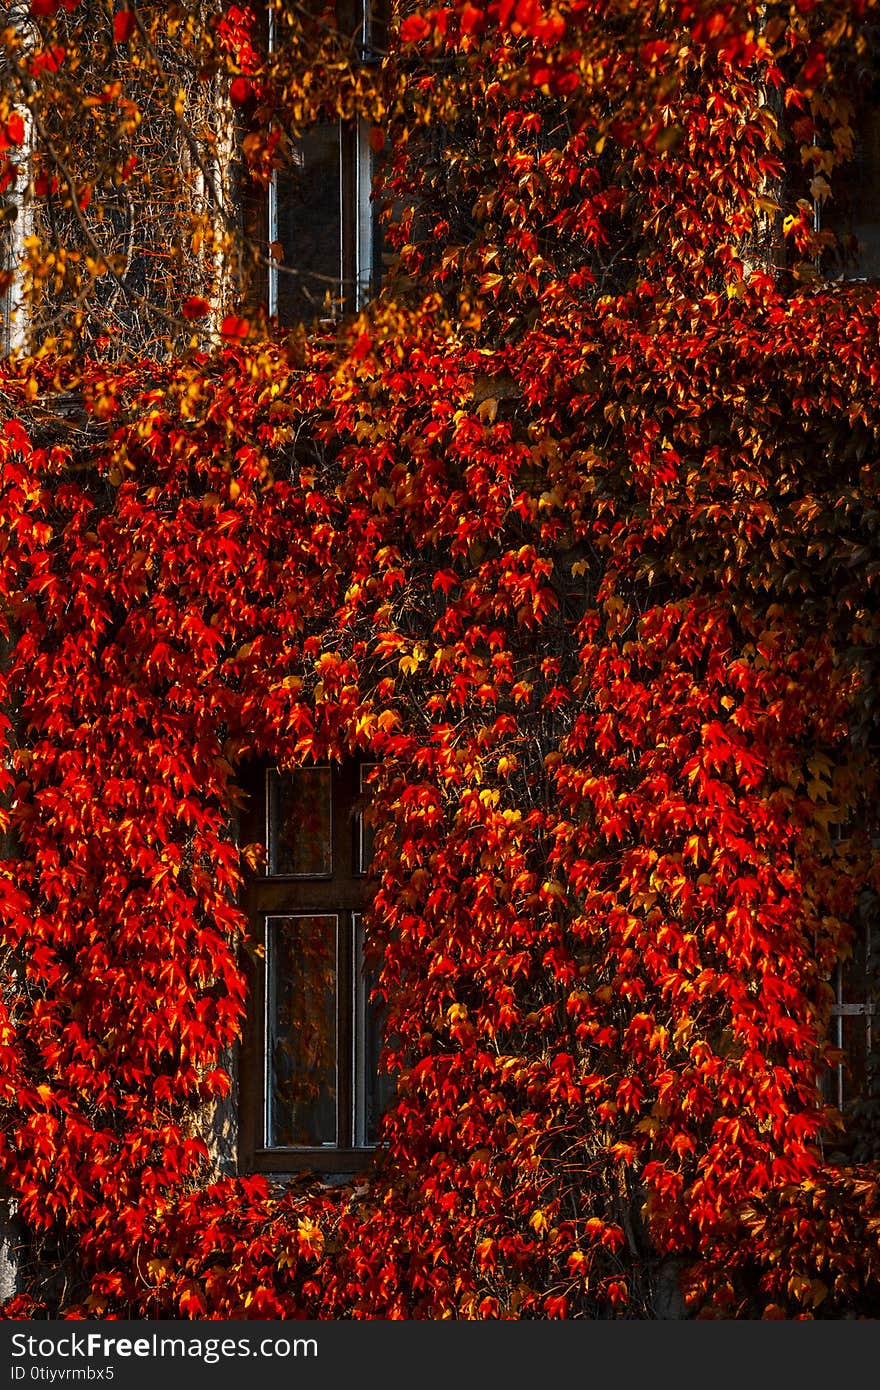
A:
[337, 911, 354, 1149]
[340, 119, 358, 313]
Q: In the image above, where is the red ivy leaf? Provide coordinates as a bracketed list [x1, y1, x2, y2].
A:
[400, 15, 432, 43]
[113, 9, 135, 43]
[229, 77, 252, 105]
[182, 296, 210, 321]
[5, 113, 25, 145]
[220, 314, 249, 342]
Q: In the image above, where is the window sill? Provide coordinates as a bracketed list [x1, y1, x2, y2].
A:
[241, 1146, 378, 1175]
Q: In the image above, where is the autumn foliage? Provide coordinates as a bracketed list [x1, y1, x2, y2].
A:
[0, 0, 879, 1318]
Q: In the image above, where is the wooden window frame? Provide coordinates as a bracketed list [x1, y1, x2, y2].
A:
[237, 758, 379, 1174]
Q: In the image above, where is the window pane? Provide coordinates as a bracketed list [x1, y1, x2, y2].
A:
[353, 915, 395, 1145]
[276, 123, 341, 323]
[266, 915, 338, 1147]
[355, 762, 377, 874]
[825, 942, 874, 1111]
[267, 766, 332, 876]
[824, 95, 880, 279]
[839, 945, 870, 1106]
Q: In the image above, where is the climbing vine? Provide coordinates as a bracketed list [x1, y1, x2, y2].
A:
[1, 0, 879, 1318]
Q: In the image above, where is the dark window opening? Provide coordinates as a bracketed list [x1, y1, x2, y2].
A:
[819, 60, 880, 280]
[238, 759, 395, 1173]
[822, 911, 880, 1160]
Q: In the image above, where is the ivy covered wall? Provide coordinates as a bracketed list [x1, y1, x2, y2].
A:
[0, 0, 878, 1318]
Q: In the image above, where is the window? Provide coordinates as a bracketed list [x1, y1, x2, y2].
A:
[825, 924, 878, 1115]
[237, 760, 394, 1173]
[264, 0, 386, 322]
[816, 46, 880, 280]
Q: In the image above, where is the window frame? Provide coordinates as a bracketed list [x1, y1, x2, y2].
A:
[237, 758, 383, 1175]
[262, 0, 386, 322]
[826, 930, 877, 1114]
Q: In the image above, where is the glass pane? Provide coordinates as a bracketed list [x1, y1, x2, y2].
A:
[355, 762, 377, 875]
[828, 979, 845, 1112]
[824, 96, 880, 279]
[276, 123, 341, 323]
[353, 915, 396, 1146]
[266, 915, 337, 1147]
[841, 944, 870, 1107]
[267, 767, 332, 876]
[825, 943, 873, 1110]
[364, 0, 387, 59]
